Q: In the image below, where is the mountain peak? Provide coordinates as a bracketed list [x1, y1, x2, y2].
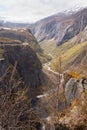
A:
[30, 7, 87, 45]
[63, 7, 81, 15]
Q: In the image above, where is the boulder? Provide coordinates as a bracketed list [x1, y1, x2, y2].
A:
[65, 78, 83, 105]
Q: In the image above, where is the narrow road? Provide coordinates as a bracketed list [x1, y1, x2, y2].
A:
[37, 60, 64, 99]
[43, 61, 59, 75]
[36, 56, 65, 130]
[0, 42, 29, 46]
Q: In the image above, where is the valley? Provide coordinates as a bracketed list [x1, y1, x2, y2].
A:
[30, 7, 87, 130]
[0, 7, 87, 130]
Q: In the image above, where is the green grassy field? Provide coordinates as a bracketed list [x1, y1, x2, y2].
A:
[40, 37, 87, 74]
[50, 41, 87, 72]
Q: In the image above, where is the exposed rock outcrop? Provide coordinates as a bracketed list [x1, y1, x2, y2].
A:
[65, 78, 87, 105]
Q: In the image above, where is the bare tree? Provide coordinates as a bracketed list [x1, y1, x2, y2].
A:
[0, 62, 42, 130]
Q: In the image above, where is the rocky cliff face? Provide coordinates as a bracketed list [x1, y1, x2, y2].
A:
[65, 78, 83, 105]
[0, 45, 42, 88]
[30, 8, 87, 45]
[30, 13, 70, 43]
[65, 77, 87, 105]
[0, 29, 43, 88]
[59, 9, 87, 45]
[0, 28, 51, 63]
[0, 28, 41, 52]
[70, 25, 87, 44]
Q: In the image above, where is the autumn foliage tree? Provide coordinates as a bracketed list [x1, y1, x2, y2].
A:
[69, 70, 82, 80]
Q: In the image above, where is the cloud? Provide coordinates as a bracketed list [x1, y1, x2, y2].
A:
[0, 0, 86, 22]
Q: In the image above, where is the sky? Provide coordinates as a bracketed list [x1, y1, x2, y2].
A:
[0, 0, 87, 23]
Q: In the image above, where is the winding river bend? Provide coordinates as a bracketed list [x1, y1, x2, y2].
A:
[35, 60, 65, 130]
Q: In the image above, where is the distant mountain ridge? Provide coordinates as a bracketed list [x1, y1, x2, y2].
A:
[0, 20, 30, 28]
[0, 8, 87, 72]
[30, 8, 87, 45]
[0, 8, 87, 46]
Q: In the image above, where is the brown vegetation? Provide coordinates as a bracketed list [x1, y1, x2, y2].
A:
[0, 63, 42, 130]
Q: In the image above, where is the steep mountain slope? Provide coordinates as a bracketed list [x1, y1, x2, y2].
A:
[34, 14, 87, 75]
[50, 39, 87, 75]
[4, 45, 42, 87]
[0, 29, 43, 90]
[40, 25, 87, 56]
[0, 28, 51, 63]
[30, 9, 87, 75]
[70, 25, 87, 44]
[0, 28, 40, 52]
[31, 8, 87, 46]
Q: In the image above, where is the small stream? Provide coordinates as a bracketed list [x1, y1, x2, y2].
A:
[34, 56, 65, 130]
[35, 70, 65, 130]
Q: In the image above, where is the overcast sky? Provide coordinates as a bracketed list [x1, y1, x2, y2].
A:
[0, 0, 87, 23]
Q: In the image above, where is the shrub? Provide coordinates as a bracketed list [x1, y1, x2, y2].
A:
[0, 63, 42, 130]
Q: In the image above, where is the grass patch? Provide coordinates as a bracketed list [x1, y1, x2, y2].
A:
[50, 41, 87, 71]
